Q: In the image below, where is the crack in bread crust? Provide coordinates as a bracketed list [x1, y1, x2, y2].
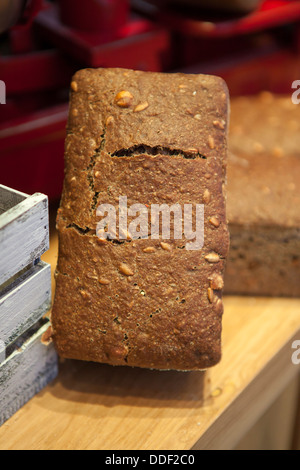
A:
[111, 145, 207, 159]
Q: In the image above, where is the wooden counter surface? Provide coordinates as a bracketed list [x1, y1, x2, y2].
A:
[0, 230, 299, 450]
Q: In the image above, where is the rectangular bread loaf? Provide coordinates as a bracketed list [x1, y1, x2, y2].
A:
[51, 68, 230, 370]
[225, 92, 300, 297]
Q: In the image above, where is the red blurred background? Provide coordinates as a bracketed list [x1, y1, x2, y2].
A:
[1, 0, 300, 200]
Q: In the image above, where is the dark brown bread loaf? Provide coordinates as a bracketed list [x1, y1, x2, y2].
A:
[51, 68, 230, 370]
[225, 92, 300, 297]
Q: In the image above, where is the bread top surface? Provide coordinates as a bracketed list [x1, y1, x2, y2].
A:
[67, 67, 229, 154]
[59, 67, 229, 230]
[227, 92, 300, 228]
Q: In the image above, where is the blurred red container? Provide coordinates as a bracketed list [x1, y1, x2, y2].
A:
[0, 104, 68, 200]
[166, 0, 262, 13]
[58, 0, 129, 34]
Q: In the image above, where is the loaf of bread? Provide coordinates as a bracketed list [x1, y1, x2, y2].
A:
[51, 68, 229, 370]
[225, 92, 300, 297]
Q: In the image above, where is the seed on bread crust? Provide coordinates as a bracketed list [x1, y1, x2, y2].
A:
[203, 189, 211, 204]
[119, 263, 134, 276]
[205, 252, 220, 263]
[71, 81, 78, 92]
[134, 101, 149, 112]
[209, 273, 224, 290]
[115, 90, 133, 108]
[106, 115, 114, 126]
[160, 242, 172, 251]
[143, 247, 156, 253]
[209, 216, 220, 228]
[207, 287, 215, 303]
[213, 120, 225, 130]
[208, 135, 215, 149]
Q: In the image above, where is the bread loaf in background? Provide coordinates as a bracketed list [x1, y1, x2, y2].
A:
[225, 92, 300, 297]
